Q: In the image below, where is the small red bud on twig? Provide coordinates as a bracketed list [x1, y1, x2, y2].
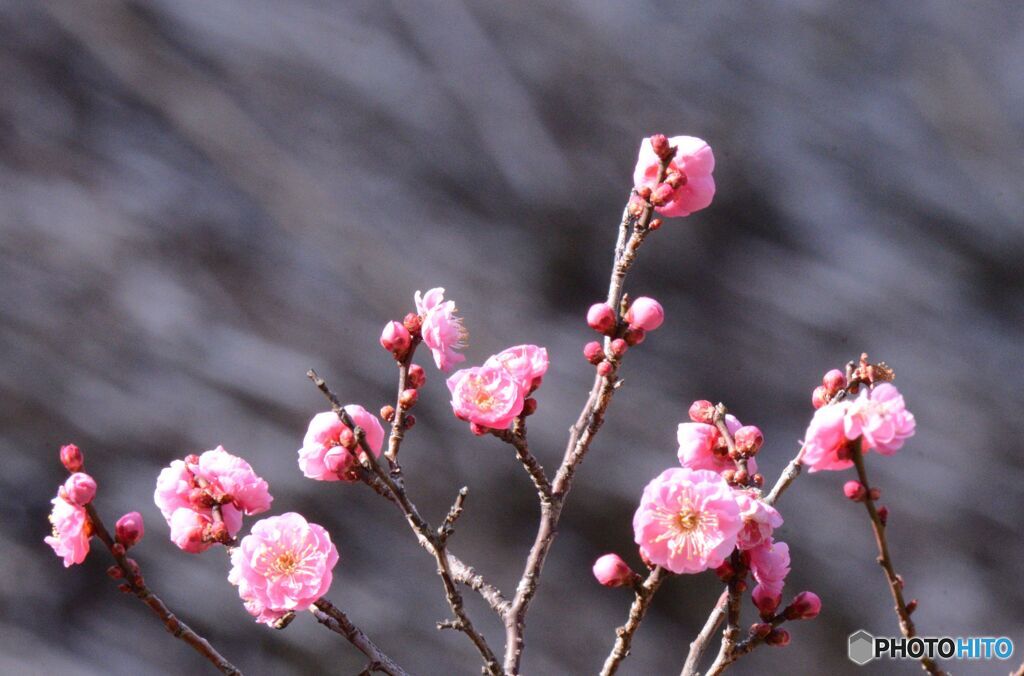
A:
[812, 385, 829, 409]
[869, 487, 881, 501]
[60, 444, 84, 472]
[407, 364, 426, 389]
[587, 303, 617, 335]
[844, 480, 867, 502]
[906, 599, 918, 614]
[623, 327, 646, 346]
[470, 423, 488, 437]
[522, 398, 538, 416]
[380, 405, 396, 422]
[877, 506, 889, 526]
[751, 623, 772, 639]
[402, 312, 422, 335]
[649, 183, 674, 206]
[734, 425, 764, 455]
[648, 218, 662, 231]
[583, 341, 605, 364]
[766, 628, 791, 647]
[597, 361, 613, 377]
[403, 414, 416, 430]
[608, 338, 628, 358]
[399, 388, 418, 408]
[338, 427, 357, 450]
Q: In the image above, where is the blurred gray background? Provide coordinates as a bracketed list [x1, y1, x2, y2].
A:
[2, 1, 1022, 674]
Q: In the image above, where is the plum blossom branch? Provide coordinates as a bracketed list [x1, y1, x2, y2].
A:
[599, 567, 666, 676]
[490, 421, 551, 501]
[312, 598, 409, 676]
[307, 369, 502, 674]
[849, 439, 945, 676]
[83, 502, 241, 675]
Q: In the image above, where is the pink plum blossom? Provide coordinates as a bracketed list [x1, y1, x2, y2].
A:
[192, 447, 272, 515]
[298, 407, 385, 482]
[844, 383, 916, 455]
[677, 416, 759, 476]
[45, 493, 91, 567]
[484, 344, 549, 393]
[446, 364, 525, 430]
[415, 287, 467, 371]
[734, 489, 783, 551]
[228, 513, 339, 626]
[625, 297, 664, 332]
[633, 135, 715, 217]
[749, 538, 791, 603]
[800, 401, 854, 472]
[633, 467, 742, 574]
[63, 472, 97, 506]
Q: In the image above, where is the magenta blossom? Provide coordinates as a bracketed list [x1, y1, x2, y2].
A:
[749, 538, 791, 602]
[415, 287, 467, 372]
[734, 489, 783, 551]
[228, 513, 339, 626]
[45, 493, 91, 567]
[844, 383, 916, 455]
[633, 135, 715, 217]
[298, 407, 385, 482]
[677, 416, 759, 476]
[484, 344, 549, 393]
[633, 467, 742, 574]
[446, 364, 525, 430]
[800, 402, 853, 473]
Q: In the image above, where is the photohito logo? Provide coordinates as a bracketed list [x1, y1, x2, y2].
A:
[848, 630, 1014, 665]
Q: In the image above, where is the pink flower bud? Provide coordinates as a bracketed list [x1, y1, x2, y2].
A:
[115, 512, 145, 548]
[404, 414, 416, 430]
[60, 444, 84, 472]
[399, 388, 418, 408]
[609, 338, 628, 358]
[822, 369, 846, 394]
[650, 134, 673, 160]
[766, 628, 791, 647]
[380, 321, 412, 356]
[592, 554, 635, 588]
[734, 426, 764, 455]
[625, 297, 664, 332]
[785, 591, 821, 620]
[587, 303, 617, 335]
[752, 584, 781, 618]
[624, 327, 646, 345]
[597, 361, 613, 377]
[402, 312, 422, 335]
[583, 341, 605, 364]
[688, 400, 715, 424]
[407, 364, 426, 389]
[63, 473, 97, 506]
[811, 385, 829, 409]
[843, 480, 867, 502]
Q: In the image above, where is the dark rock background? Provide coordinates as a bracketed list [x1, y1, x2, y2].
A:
[2, 1, 1022, 674]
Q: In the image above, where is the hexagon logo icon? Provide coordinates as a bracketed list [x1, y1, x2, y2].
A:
[848, 630, 875, 665]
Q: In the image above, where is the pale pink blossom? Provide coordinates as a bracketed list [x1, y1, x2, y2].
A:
[228, 513, 339, 625]
[749, 539, 791, 601]
[844, 383, 916, 455]
[63, 472, 97, 506]
[800, 401, 854, 472]
[633, 135, 715, 217]
[298, 407, 385, 482]
[446, 364, 525, 430]
[415, 287, 467, 371]
[677, 416, 759, 476]
[633, 467, 742, 574]
[484, 344, 549, 392]
[734, 489, 783, 551]
[625, 297, 664, 332]
[45, 494, 91, 567]
[592, 554, 635, 587]
[168, 506, 242, 554]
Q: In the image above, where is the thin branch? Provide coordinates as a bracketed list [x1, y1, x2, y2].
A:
[599, 567, 666, 676]
[850, 440, 945, 676]
[312, 598, 410, 676]
[680, 591, 728, 676]
[82, 503, 241, 675]
[490, 423, 551, 502]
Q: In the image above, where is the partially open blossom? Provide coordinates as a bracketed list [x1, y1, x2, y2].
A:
[192, 447, 272, 515]
[298, 407, 385, 482]
[379, 321, 412, 357]
[587, 302, 617, 335]
[633, 135, 715, 217]
[592, 553, 635, 588]
[677, 417, 759, 476]
[447, 364, 525, 430]
[415, 288, 466, 371]
[228, 513, 339, 626]
[45, 494, 91, 567]
[749, 539, 791, 601]
[485, 344, 549, 393]
[844, 383, 916, 455]
[633, 467, 742, 574]
[60, 443, 83, 472]
[116, 512, 145, 548]
[625, 297, 664, 332]
[63, 472, 97, 506]
[800, 402, 853, 472]
[734, 489, 783, 551]
[785, 591, 822, 620]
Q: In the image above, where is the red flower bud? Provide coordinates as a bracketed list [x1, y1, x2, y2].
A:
[877, 506, 889, 526]
[399, 388, 418, 408]
[522, 398, 538, 416]
[689, 400, 715, 424]
[822, 368, 847, 394]
[587, 303, 617, 335]
[650, 134, 674, 160]
[623, 327, 646, 346]
[407, 364, 426, 389]
[403, 414, 416, 430]
[60, 444, 84, 473]
[766, 628, 791, 647]
[63, 473, 97, 506]
[470, 422, 488, 437]
[812, 385, 829, 409]
[115, 512, 145, 549]
[734, 426, 764, 455]
[583, 341, 605, 365]
[843, 480, 867, 502]
[597, 361, 613, 377]
[379, 321, 412, 357]
[784, 591, 822, 620]
[338, 427, 357, 450]
[609, 338, 628, 358]
[380, 405, 396, 422]
[649, 183, 674, 206]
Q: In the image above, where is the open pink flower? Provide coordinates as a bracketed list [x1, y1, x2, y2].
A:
[633, 467, 742, 574]
[749, 538, 791, 600]
[45, 494, 91, 567]
[734, 489, 783, 551]
[800, 402, 853, 472]
[298, 407, 385, 482]
[633, 135, 715, 217]
[446, 364, 525, 430]
[228, 513, 339, 626]
[844, 383, 916, 455]
[484, 344, 549, 393]
[415, 287, 467, 372]
[677, 416, 758, 476]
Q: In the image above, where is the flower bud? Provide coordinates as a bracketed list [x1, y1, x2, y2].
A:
[733, 469, 749, 485]
[766, 628, 791, 647]
[592, 554, 635, 588]
[407, 364, 426, 389]
[112, 543, 126, 558]
[522, 398, 538, 416]
[624, 327, 646, 346]
[115, 512, 145, 549]
[751, 622, 772, 639]
[722, 469, 736, 484]
[117, 582, 133, 594]
[624, 297, 664, 332]
[107, 565, 124, 579]
[597, 361, 613, 377]
[399, 388, 418, 408]
[63, 473, 97, 506]
[877, 506, 889, 526]
[811, 385, 829, 409]
[752, 473, 764, 488]
[665, 171, 686, 189]
[906, 599, 918, 614]
[753, 585, 781, 618]
[635, 185, 652, 200]
[869, 487, 881, 501]
[688, 400, 715, 424]
[650, 134, 673, 160]
[822, 369, 847, 394]
[785, 591, 822, 620]
[380, 405, 396, 422]
[609, 338, 628, 358]
[380, 321, 412, 357]
[583, 341, 605, 365]
[649, 183, 674, 206]
[587, 303, 617, 335]
[843, 480, 867, 502]
[402, 312, 422, 335]
[648, 218, 663, 231]
[60, 444, 84, 473]
[733, 426, 764, 455]
[470, 422, 488, 437]
[714, 561, 735, 582]
[403, 414, 416, 430]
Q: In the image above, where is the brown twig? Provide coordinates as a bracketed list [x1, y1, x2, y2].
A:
[850, 440, 945, 676]
[490, 422, 552, 502]
[680, 591, 728, 676]
[82, 503, 241, 675]
[312, 598, 409, 676]
[599, 567, 666, 676]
